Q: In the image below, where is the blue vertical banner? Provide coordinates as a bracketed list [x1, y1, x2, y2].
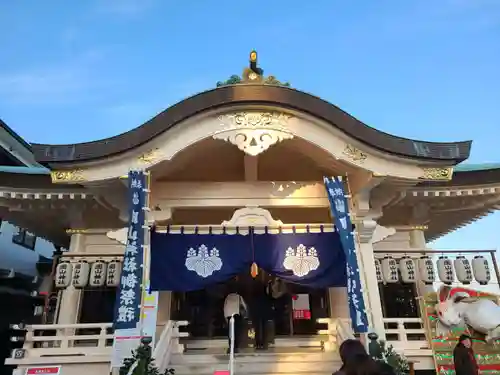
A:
[323, 176, 369, 333]
[113, 171, 147, 330]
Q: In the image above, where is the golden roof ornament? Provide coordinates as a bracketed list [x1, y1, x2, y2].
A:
[216, 50, 291, 88]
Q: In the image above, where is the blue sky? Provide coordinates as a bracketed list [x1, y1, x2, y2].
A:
[0, 0, 499, 250]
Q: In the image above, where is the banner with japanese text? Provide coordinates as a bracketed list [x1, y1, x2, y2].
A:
[113, 171, 147, 330]
[324, 176, 369, 333]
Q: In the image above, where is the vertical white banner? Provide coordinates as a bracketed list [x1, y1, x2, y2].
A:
[142, 287, 159, 347]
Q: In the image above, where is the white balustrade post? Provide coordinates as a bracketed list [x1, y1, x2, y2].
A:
[397, 320, 407, 345]
[59, 327, 69, 348]
[329, 319, 336, 351]
[24, 327, 34, 350]
[98, 325, 107, 348]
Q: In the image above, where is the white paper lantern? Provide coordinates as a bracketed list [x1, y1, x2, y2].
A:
[106, 260, 122, 287]
[55, 261, 72, 288]
[89, 261, 108, 287]
[399, 257, 416, 283]
[472, 256, 491, 285]
[374, 258, 383, 283]
[437, 256, 454, 284]
[417, 256, 435, 284]
[454, 256, 473, 284]
[381, 256, 399, 283]
[72, 261, 90, 288]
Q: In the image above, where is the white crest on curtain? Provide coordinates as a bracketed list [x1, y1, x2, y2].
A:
[283, 244, 320, 277]
[185, 244, 223, 278]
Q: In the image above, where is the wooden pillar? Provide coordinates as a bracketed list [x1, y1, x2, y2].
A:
[409, 227, 434, 296]
[328, 287, 349, 319]
[358, 240, 386, 339]
[57, 233, 84, 324]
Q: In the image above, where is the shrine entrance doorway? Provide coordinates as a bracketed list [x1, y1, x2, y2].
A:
[170, 269, 329, 340]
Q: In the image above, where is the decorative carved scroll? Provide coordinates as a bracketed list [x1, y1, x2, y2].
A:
[342, 144, 367, 163]
[221, 207, 284, 227]
[214, 112, 294, 156]
[419, 167, 454, 181]
[51, 170, 85, 183]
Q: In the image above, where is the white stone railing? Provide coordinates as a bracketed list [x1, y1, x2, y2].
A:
[153, 320, 189, 373]
[317, 317, 354, 351]
[383, 318, 428, 351]
[6, 323, 113, 365]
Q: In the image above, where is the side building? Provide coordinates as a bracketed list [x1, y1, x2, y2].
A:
[0, 120, 57, 375]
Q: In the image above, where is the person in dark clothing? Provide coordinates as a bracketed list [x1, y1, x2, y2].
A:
[453, 334, 479, 375]
[249, 279, 272, 350]
[333, 339, 395, 375]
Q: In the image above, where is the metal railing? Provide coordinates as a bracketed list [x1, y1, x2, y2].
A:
[229, 315, 235, 375]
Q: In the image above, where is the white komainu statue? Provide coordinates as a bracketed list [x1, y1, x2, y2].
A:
[435, 286, 500, 343]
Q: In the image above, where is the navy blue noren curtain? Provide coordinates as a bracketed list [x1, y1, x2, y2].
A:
[253, 231, 346, 288]
[150, 230, 347, 292]
[150, 232, 252, 292]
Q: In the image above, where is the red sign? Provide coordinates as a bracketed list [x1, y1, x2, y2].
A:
[213, 371, 230, 375]
[26, 367, 61, 375]
[293, 309, 311, 320]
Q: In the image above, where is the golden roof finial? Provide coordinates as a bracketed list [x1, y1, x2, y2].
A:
[244, 49, 264, 82]
[250, 50, 257, 63]
[216, 51, 290, 88]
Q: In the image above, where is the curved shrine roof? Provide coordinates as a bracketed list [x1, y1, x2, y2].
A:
[30, 85, 472, 164]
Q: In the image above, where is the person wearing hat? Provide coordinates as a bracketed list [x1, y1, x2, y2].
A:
[453, 334, 479, 375]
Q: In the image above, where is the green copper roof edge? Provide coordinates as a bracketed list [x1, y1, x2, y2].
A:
[454, 163, 500, 172]
[0, 166, 50, 175]
[0, 119, 32, 151]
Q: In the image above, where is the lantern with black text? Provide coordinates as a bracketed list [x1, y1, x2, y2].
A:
[374, 258, 383, 283]
[381, 256, 399, 283]
[437, 256, 454, 284]
[72, 261, 90, 288]
[106, 260, 122, 287]
[89, 261, 108, 287]
[472, 255, 491, 285]
[417, 256, 435, 284]
[454, 256, 473, 284]
[399, 257, 416, 283]
[55, 261, 72, 288]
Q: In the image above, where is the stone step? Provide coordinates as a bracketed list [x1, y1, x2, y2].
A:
[183, 336, 328, 350]
[172, 351, 339, 364]
[171, 360, 342, 375]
